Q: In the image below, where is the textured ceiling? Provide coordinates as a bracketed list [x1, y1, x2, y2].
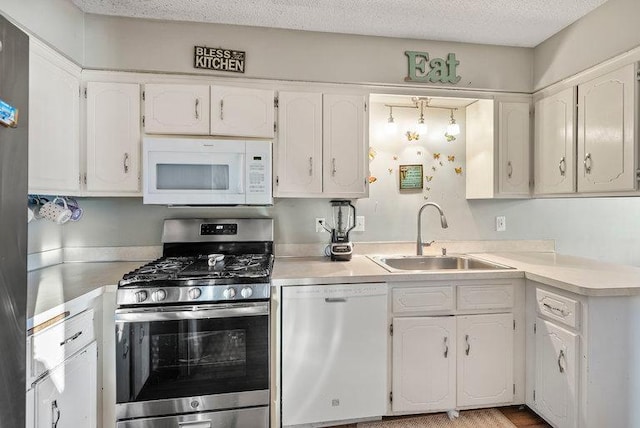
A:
[71, 0, 607, 47]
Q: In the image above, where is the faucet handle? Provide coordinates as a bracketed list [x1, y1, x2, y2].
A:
[424, 240, 435, 247]
[441, 247, 447, 256]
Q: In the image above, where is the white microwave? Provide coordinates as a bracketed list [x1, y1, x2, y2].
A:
[143, 137, 272, 205]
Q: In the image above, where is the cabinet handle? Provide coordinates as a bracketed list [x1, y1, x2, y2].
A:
[543, 302, 569, 317]
[584, 152, 592, 174]
[51, 400, 61, 428]
[465, 334, 470, 356]
[558, 349, 566, 373]
[220, 100, 224, 120]
[559, 157, 566, 176]
[308, 157, 313, 176]
[195, 98, 200, 120]
[325, 297, 347, 303]
[122, 340, 130, 360]
[332, 158, 337, 176]
[123, 153, 130, 174]
[507, 161, 513, 179]
[443, 336, 449, 358]
[139, 326, 145, 344]
[59, 331, 82, 347]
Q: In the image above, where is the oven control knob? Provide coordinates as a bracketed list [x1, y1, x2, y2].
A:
[134, 290, 148, 303]
[223, 287, 237, 299]
[188, 288, 202, 300]
[240, 287, 253, 298]
[152, 289, 167, 301]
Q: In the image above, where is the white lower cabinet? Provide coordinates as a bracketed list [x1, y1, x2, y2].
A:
[33, 341, 97, 428]
[534, 318, 579, 428]
[457, 313, 514, 407]
[392, 317, 456, 413]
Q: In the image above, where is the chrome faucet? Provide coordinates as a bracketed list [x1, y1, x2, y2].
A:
[417, 202, 448, 255]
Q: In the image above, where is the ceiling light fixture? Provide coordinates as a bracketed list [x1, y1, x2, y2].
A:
[386, 106, 397, 134]
[447, 109, 460, 136]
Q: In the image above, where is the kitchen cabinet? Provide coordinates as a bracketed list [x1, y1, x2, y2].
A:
[273, 91, 323, 195]
[210, 86, 275, 138]
[274, 92, 368, 198]
[86, 82, 141, 194]
[143, 83, 210, 135]
[390, 280, 522, 416]
[281, 283, 387, 426]
[466, 98, 531, 199]
[457, 313, 514, 407]
[534, 318, 579, 428]
[576, 63, 636, 193]
[392, 316, 456, 413]
[28, 39, 81, 195]
[534, 87, 577, 195]
[33, 341, 97, 428]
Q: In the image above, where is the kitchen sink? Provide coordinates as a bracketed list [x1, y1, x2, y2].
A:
[368, 255, 513, 272]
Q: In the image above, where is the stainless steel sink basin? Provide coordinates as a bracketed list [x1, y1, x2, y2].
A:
[369, 255, 513, 272]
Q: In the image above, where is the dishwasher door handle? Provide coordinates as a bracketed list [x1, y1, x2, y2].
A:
[325, 298, 347, 303]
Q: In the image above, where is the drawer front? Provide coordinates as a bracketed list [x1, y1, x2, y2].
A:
[536, 288, 580, 329]
[457, 283, 514, 311]
[30, 309, 95, 381]
[392, 286, 454, 314]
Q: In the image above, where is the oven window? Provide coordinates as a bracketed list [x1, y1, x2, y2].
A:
[156, 164, 230, 190]
[116, 315, 268, 403]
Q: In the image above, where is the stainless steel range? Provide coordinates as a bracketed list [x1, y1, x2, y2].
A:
[115, 218, 273, 428]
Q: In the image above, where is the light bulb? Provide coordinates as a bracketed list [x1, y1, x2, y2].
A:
[447, 121, 460, 136]
[416, 120, 428, 135]
[386, 116, 397, 134]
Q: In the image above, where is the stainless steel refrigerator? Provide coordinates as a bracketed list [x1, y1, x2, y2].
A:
[0, 14, 28, 428]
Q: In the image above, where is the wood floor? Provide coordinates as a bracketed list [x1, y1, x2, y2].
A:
[328, 406, 550, 427]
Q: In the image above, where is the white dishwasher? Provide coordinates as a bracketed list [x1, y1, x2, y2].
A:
[282, 283, 388, 427]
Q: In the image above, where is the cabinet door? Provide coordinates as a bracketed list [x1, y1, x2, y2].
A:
[274, 91, 323, 196]
[392, 317, 456, 413]
[144, 84, 209, 135]
[577, 63, 636, 193]
[34, 342, 97, 428]
[457, 313, 514, 407]
[323, 94, 367, 197]
[534, 88, 576, 195]
[498, 101, 530, 196]
[28, 41, 81, 194]
[86, 82, 141, 194]
[534, 318, 579, 428]
[210, 86, 275, 138]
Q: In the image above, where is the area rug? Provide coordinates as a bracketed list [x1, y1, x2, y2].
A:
[357, 409, 517, 428]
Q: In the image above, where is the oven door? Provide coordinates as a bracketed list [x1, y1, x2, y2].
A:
[114, 302, 269, 421]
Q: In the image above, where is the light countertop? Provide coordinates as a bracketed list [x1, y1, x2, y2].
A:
[27, 261, 141, 329]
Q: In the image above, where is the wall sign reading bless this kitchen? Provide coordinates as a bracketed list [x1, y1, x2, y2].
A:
[194, 46, 246, 73]
[405, 51, 461, 84]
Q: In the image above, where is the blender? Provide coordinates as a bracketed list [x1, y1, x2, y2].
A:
[328, 200, 356, 261]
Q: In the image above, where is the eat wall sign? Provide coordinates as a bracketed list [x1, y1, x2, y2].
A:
[405, 51, 461, 84]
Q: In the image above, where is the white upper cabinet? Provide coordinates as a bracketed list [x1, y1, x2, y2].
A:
[322, 94, 367, 197]
[210, 86, 275, 138]
[457, 313, 514, 407]
[498, 101, 531, 196]
[392, 316, 456, 413]
[577, 63, 636, 193]
[466, 98, 531, 199]
[534, 87, 576, 195]
[86, 82, 141, 194]
[274, 91, 323, 196]
[143, 84, 210, 135]
[28, 40, 81, 194]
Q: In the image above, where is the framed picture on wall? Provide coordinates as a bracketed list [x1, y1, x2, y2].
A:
[399, 164, 423, 190]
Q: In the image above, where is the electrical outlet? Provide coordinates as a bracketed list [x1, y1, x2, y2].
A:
[315, 218, 326, 233]
[353, 216, 365, 232]
[496, 216, 506, 232]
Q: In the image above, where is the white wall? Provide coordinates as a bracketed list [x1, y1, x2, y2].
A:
[82, 14, 533, 93]
[0, 0, 84, 63]
[533, 0, 640, 89]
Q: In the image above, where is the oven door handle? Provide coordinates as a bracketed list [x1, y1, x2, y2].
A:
[115, 302, 268, 323]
